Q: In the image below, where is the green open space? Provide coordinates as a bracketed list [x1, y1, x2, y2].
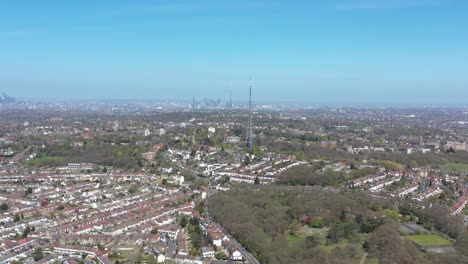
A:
[288, 225, 368, 262]
[287, 233, 299, 242]
[404, 234, 453, 247]
[287, 226, 329, 244]
[365, 258, 380, 264]
[440, 162, 468, 172]
[320, 238, 351, 254]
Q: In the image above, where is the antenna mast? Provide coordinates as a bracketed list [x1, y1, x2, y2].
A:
[246, 78, 253, 150]
[229, 88, 232, 108]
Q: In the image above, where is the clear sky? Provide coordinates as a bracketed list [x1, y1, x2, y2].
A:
[0, 0, 467, 105]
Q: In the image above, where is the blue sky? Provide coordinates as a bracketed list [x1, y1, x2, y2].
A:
[0, 0, 467, 104]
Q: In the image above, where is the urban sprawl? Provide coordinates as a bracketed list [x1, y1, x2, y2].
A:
[0, 99, 467, 264]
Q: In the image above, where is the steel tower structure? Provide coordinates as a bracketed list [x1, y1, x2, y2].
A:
[246, 78, 253, 150]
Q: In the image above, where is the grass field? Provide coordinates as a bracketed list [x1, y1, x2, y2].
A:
[288, 226, 368, 263]
[320, 233, 367, 253]
[404, 234, 453, 247]
[441, 162, 468, 172]
[287, 233, 299, 241]
[320, 238, 350, 253]
[287, 226, 329, 243]
[365, 258, 379, 264]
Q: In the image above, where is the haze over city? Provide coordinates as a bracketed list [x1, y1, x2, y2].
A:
[1, 0, 467, 104]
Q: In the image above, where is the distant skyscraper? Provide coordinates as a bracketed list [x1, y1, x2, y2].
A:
[245, 79, 253, 150]
[0, 92, 15, 104]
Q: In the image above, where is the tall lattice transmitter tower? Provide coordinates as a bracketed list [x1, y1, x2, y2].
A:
[245, 78, 253, 150]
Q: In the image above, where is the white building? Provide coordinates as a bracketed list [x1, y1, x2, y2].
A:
[144, 129, 151, 137]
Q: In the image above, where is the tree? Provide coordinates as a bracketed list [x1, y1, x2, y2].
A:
[295, 152, 305, 161]
[180, 216, 188, 228]
[151, 227, 158, 234]
[327, 222, 359, 243]
[215, 251, 228, 260]
[25, 187, 33, 196]
[22, 226, 31, 238]
[33, 247, 44, 261]
[309, 217, 324, 228]
[330, 244, 357, 259]
[254, 176, 260, 185]
[208, 186, 398, 263]
[360, 221, 376, 233]
[186, 216, 203, 255]
[128, 250, 143, 263]
[339, 210, 346, 221]
[128, 185, 138, 194]
[447, 216, 464, 239]
[195, 203, 205, 214]
[0, 203, 8, 211]
[244, 155, 251, 166]
[368, 223, 424, 264]
[289, 219, 301, 236]
[189, 217, 200, 226]
[147, 255, 157, 264]
[97, 243, 105, 251]
[382, 209, 400, 221]
[132, 149, 139, 156]
[14, 214, 20, 222]
[162, 179, 168, 186]
[455, 232, 468, 257]
[305, 235, 321, 248]
[368, 223, 400, 260]
[252, 146, 263, 158]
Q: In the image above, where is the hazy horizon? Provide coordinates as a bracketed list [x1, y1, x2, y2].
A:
[1, 0, 467, 104]
[6, 96, 467, 108]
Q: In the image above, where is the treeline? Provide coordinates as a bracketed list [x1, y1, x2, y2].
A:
[399, 200, 465, 239]
[262, 139, 354, 162]
[267, 138, 468, 170]
[277, 165, 344, 186]
[276, 165, 377, 187]
[30, 140, 146, 170]
[208, 186, 468, 264]
[367, 151, 468, 169]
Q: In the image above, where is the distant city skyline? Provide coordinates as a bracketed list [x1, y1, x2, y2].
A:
[1, 1, 467, 104]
